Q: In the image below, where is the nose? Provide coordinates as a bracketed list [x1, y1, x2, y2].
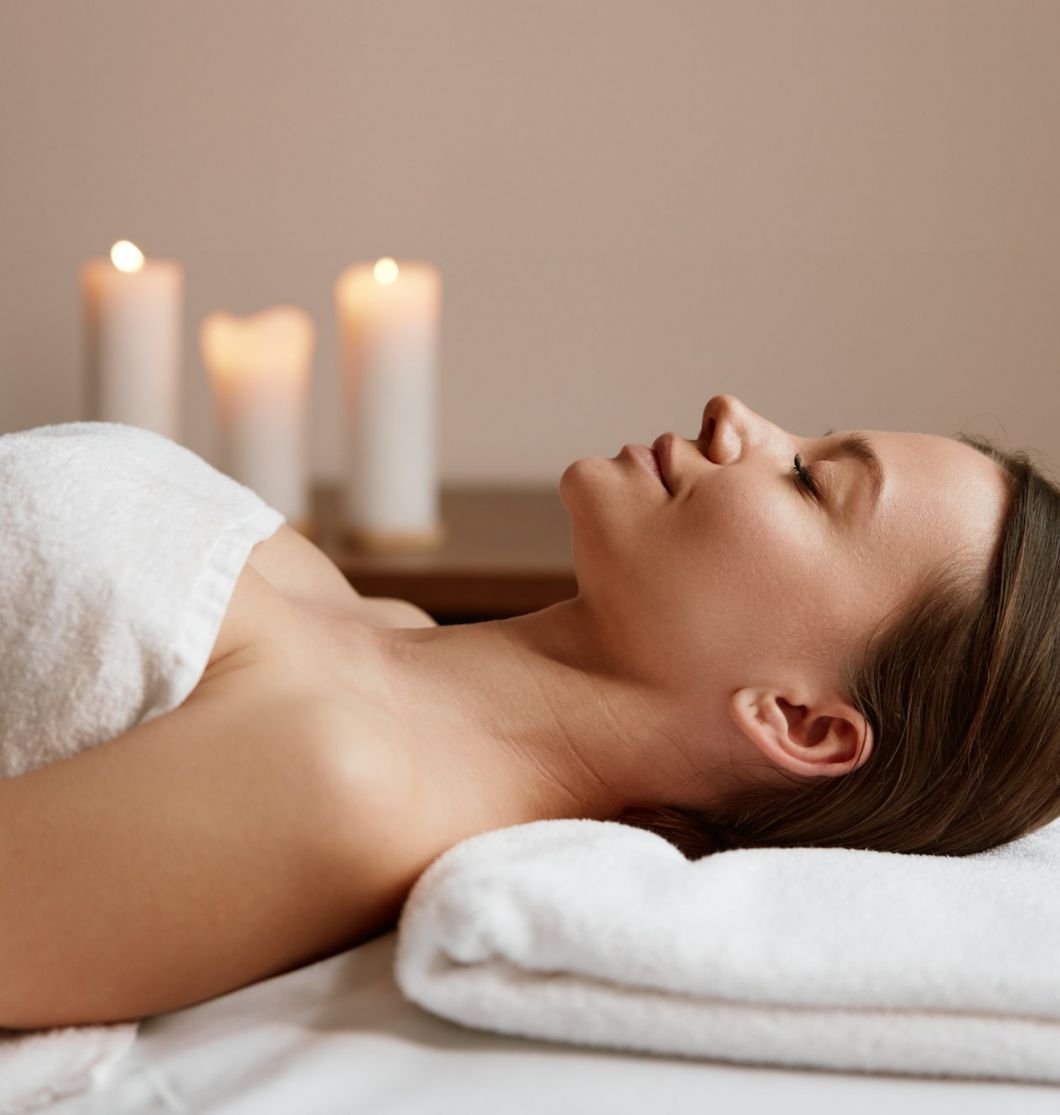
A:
[698, 394, 759, 465]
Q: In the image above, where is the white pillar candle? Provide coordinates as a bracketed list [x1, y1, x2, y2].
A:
[81, 240, 183, 439]
[334, 257, 444, 551]
[199, 306, 314, 528]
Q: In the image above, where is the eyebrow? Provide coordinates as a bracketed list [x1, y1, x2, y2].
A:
[820, 429, 885, 514]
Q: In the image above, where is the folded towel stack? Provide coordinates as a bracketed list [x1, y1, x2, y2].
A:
[394, 815, 1060, 1086]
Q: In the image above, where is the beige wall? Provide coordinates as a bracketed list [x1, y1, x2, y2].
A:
[1, 0, 1057, 484]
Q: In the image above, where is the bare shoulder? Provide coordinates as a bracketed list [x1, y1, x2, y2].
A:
[356, 597, 439, 630]
[247, 524, 438, 630]
[247, 524, 361, 611]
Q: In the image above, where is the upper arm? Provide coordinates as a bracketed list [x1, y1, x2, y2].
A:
[0, 687, 369, 1029]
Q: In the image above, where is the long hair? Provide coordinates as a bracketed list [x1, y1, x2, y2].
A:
[618, 434, 1060, 859]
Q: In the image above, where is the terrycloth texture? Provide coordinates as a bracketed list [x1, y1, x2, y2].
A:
[0, 420, 285, 779]
[394, 816, 1060, 1086]
[0, 420, 285, 1110]
[0, 1025, 137, 1114]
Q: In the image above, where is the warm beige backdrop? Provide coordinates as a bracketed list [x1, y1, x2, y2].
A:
[1, 0, 1057, 484]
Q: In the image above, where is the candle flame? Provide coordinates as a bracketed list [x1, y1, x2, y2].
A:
[111, 240, 145, 273]
[373, 257, 399, 285]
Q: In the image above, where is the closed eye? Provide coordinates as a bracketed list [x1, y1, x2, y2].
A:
[792, 453, 820, 498]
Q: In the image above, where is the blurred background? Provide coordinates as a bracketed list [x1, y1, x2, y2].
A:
[1, 0, 1057, 484]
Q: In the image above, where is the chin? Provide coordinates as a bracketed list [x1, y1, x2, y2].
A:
[559, 455, 614, 488]
[558, 458, 590, 509]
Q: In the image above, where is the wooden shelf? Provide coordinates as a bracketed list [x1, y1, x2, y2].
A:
[304, 482, 578, 621]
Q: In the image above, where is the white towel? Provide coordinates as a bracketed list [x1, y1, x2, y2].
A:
[394, 815, 1060, 1086]
[0, 420, 285, 1111]
[0, 421, 285, 779]
[0, 1025, 137, 1114]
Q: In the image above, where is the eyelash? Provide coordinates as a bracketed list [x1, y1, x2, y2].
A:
[791, 453, 820, 498]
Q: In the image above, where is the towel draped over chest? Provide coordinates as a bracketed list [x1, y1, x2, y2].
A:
[0, 421, 285, 780]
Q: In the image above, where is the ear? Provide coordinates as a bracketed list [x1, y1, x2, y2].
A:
[728, 686, 873, 779]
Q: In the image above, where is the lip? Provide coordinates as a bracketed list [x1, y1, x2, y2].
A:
[624, 443, 670, 493]
[651, 432, 677, 496]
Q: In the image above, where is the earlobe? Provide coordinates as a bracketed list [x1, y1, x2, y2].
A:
[729, 686, 873, 778]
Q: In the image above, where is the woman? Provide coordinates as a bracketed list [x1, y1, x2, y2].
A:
[1, 394, 1057, 1030]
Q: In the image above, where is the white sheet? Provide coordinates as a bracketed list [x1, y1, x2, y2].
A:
[42, 932, 1060, 1115]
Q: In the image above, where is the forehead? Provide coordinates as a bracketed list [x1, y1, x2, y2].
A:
[870, 429, 1006, 493]
[865, 429, 1010, 568]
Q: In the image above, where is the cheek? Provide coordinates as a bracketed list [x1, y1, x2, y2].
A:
[691, 493, 846, 650]
[696, 487, 805, 585]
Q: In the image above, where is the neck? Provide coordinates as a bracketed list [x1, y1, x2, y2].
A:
[342, 597, 726, 850]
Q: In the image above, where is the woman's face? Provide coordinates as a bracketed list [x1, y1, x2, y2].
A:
[559, 394, 1010, 732]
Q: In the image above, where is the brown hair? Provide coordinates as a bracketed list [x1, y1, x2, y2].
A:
[618, 434, 1060, 859]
